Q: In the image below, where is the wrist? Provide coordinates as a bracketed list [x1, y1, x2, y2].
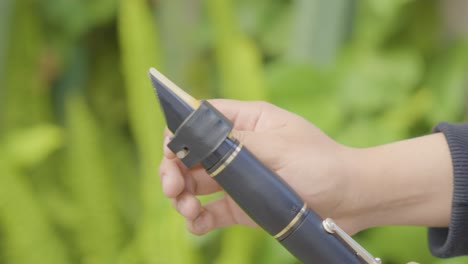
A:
[338, 134, 453, 233]
[317, 144, 368, 234]
[332, 145, 375, 234]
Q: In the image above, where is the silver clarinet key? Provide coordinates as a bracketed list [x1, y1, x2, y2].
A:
[322, 218, 382, 264]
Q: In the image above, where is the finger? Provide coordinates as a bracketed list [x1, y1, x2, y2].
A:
[209, 99, 285, 132]
[160, 156, 221, 196]
[174, 192, 202, 221]
[186, 197, 237, 235]
[159, 157, 186, 198]
[185, 165, 222, 195]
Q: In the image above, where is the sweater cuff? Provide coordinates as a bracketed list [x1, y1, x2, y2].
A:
[428, 122, 468, 257]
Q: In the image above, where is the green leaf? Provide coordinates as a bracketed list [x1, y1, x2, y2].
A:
[40, 0, 117, 38]
[4, 125, 63, 168]
[2, 0, 51, 131]
[65, 95, 122, 264]
[207, 0, 266, 100]
[214, 227, 266, 264]
[335, 48, 423, 114]
[267, 62, 342, 133]
[118, 1, 198, 263]
[426, 42, 468, 123]
[287, 0, 352, 66]
[357, 226, 439, 263]
[0, 157, 70, 264]
[0, 0, 13, 91]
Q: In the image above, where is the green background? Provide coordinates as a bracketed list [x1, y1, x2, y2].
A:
[1, 0, 468, 263]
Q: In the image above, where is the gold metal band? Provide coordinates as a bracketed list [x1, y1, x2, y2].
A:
[273, 203, 307, 239]
[209, 144, 243, 177]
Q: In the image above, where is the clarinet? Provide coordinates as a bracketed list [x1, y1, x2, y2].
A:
[149, 68, 381, 264]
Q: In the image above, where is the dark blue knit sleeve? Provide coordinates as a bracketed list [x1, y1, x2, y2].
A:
[429, 122, 468, 257]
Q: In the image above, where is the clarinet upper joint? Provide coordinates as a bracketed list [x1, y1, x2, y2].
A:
[322, 218, 382, 264]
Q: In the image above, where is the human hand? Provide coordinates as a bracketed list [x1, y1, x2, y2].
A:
[158, 99, 359, 235]
[159, 98, 453, 237]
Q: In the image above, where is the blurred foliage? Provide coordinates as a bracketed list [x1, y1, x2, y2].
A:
[1, 0, 468, 263]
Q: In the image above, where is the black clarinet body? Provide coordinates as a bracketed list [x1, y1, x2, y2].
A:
[203, 138, 361, 263]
